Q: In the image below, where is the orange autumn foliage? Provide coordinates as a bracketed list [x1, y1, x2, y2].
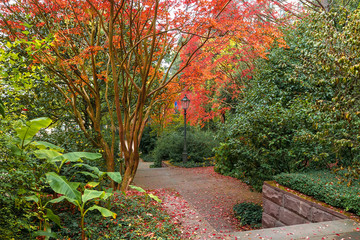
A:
[157, 0, 289, 126]
[0, 0, 234, 190]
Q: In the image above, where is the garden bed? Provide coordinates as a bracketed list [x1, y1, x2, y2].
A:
[52, 190, 182, 239]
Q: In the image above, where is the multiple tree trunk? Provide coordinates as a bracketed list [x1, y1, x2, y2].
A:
[0, 0, 231, 190]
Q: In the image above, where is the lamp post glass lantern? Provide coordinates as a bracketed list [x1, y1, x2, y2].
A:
[181, 95, 190, 163]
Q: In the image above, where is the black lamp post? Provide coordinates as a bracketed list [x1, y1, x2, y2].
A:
[181, 95, 190, 163]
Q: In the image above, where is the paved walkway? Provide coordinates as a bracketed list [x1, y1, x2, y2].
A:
[133, 161, 360, 240]
[133, 161, 262, 239]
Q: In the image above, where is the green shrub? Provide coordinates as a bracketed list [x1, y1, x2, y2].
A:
[139, 126, 158, 163]
[141, 153, 154, 162]
[139, 126, 157, 156]
[274, 171, 360, 215]
[0, 166, 33, 239]
[171, 157, 215, 168]
[0, 119, 51, 239]
[152, 126, 218, 167]
[150, 161, 162, 168]
[0, 138, 40, 239]
[214, 100, 320, 191]
[213, 8, 360, 191]
[233, 202, 262, 227]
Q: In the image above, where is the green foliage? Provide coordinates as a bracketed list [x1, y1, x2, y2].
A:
[285, 8, 360, 168]
[25, 193, 61, 239]
[0, 169, 33, 239]
[214, 75, 323, 190]
[37, 125, 106, 183]
[0, 117, 122, 239]
[38, 124, 98, 153]
[233, 202, 262, 227]
[170, 157, 216, 168]
[139, 126, 157, 157]
[7, 117, 52, 158]
[54, 192, 181, 240]
[214, 6, 360, 190]
[334, 163, 360, 186]
[46, 171, 116, 239]
[0, 118, 54, 239]
[142, 154, 154, 162]
[274, 171, 360, 215]
[129, 185, 162, 205]
[0, 99, 5, 117]
[0, 40, 59, 121]
[36, 150, 102, 174]
[152, 130, 182, 167]
[151, 125, 218, 167]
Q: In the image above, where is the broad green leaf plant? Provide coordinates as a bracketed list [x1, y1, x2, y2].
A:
[129, 185, 162, 205]
[6, 117, 163, 239]
[8, 117, 52, 158]
[7, 117, 117, 239]
[45, 172, 116, 240]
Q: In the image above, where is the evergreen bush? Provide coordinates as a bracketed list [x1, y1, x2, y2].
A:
[213, 8, 360, 190]
[139, 126, 157, 158]
[152, 126, 218, 167]
[233, 202, 262, 227]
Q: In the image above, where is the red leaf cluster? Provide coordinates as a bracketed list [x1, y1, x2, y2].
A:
[174, 0, 289, 125]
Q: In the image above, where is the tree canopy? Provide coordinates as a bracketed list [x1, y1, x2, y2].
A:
[0, 0, 234, 190]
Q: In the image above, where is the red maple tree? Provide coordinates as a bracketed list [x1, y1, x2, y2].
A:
[0, 0, 234, 190]
[173, 0, 288, 125]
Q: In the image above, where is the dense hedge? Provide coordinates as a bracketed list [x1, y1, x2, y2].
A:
[151, 126, 218, 167]
[274, 171, 360, 215]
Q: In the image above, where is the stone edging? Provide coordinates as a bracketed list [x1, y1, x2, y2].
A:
[262, 181, 348, 228]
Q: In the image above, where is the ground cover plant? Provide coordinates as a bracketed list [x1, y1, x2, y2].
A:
[233, 202, 262, 227]
[53, 190, 181, 240]
[274, 171, 360, 215]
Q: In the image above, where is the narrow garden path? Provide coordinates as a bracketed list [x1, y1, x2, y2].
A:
[133, 161, 262, 239]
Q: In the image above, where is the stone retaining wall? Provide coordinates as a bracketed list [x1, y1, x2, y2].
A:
[262, 182, 348, 228]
